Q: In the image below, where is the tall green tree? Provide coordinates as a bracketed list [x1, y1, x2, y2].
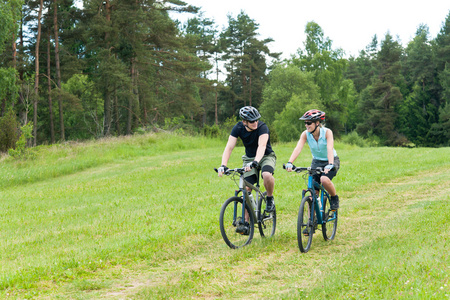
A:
[0, 0, 22, 116]
[32, 0, 44, 146]
[259, 64, 320, 125]
[182, 15, 220, 125]
[356, 33, 406, 145]
[430, 11, 450, 145]
[53, 0, 65, 141]
[81, 0, 205, 134]
[399, 25, 437, 146]
[291, 21, 354, 135]
[434, 11, 450, 73]
[220, 11, 279, 117]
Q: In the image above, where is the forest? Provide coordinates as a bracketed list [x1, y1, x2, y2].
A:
[1, 0, 449, 152]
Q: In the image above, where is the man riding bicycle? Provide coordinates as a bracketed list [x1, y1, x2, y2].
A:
[217, 106, 277, 219]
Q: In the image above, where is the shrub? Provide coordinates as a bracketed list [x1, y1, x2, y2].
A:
[8, 122, 34, 158]
[162, 116, 198, 135]
[201, 124, 221, 138]
[0, 110, 19, 152]
[341, 131, 367, 147]
[273, 94, 321, 142]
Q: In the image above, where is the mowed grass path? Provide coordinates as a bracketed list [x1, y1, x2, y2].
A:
[0, 133, 449, 299]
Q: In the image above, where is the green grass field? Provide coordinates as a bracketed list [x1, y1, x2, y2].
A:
[1, 133, 449, 299]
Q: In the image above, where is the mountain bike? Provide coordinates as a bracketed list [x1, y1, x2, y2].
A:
[214, 167, 276, 249]
[284, 164, 338, 253]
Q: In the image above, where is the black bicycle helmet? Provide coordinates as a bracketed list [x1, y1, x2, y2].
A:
[239, 106, 261, 122]
[299, 109, 325, 122]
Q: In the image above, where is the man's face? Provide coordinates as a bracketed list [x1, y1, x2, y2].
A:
[243, 120, 258, 131]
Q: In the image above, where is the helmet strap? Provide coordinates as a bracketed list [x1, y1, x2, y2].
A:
[311, 123, 319, 134]
[243, 120, 256, 131]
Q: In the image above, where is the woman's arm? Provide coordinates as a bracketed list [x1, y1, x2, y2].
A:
[288, 131, 307, 164]
[325, 129, 334, 165]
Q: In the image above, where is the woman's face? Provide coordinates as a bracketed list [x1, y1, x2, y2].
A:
[304, 120, 319, 132]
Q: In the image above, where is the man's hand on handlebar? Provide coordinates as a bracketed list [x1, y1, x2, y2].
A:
[217, 165, 229, 177]
[244, 160, 258, 172]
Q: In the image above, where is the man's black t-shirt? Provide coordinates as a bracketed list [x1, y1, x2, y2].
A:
[230, 121, 274, 158]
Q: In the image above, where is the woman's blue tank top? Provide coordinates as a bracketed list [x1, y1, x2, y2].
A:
[306, 127, 337, 161]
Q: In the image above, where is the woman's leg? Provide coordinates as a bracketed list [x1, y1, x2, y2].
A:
[320, 176, 336, 196]
[321, 176, 339, 210]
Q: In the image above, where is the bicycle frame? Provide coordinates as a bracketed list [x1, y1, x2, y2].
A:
[236, 168, 264, 223]
[300, 169, 333, 225]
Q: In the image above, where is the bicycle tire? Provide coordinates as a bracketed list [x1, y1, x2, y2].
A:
[257, 192, 276, 237]
[297, 196, 314, 253]
[219, 196, 255, 249]
[321, 195, 338, 241]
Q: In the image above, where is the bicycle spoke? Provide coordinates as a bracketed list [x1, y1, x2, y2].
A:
[219, 197, 254, 249]
[322, 195, 338, 241]
[258, 192, 276, 237]
[297, 196, 314, 253]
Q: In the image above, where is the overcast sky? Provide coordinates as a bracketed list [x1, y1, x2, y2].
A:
[172, 0, 450, 59]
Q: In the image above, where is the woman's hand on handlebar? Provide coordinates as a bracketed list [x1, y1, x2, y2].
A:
[283, 162, 294, 172]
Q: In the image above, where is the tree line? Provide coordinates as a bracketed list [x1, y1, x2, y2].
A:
[0, 0, 449, 152]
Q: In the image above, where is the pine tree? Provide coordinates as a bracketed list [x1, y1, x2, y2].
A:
[220, 11, 278, 117]
[356, 33, 407, 145]
[400, 25, 437, 146]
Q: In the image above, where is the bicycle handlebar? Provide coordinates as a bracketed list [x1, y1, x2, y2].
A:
[214, 167, 245, 176]
[282, 164, 324, 174]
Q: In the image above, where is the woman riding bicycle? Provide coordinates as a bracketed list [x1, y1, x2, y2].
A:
[285, 109, 340, 210]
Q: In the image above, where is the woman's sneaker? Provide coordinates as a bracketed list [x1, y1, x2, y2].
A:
[330, 195, 339, 210]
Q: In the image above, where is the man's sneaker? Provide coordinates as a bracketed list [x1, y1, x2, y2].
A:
[236, 221, 250, 235]
[330, 195, 339, 210]
[265, 196, 275, 212]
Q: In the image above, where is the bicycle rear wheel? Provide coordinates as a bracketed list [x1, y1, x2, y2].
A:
[322, 195, 338, 240]
[257, 192, 276, 237]
[297, 196, 314, 253]
[219, 196, 255, 249]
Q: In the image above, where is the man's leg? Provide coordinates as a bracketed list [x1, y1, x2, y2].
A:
[262, 171, 275, 197]
[262, 171, 275, 212]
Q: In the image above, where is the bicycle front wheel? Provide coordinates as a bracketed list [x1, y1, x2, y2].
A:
[322, 195, 338, 240]
[297, 196, 314, 253]
[219, 196, 255, 249]
[257, 192, 276, 237]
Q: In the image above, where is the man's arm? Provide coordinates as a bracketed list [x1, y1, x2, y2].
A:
[244, 133, 268, 172]
[218, 135, 238, 177]
[254, 133, 269, 163]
